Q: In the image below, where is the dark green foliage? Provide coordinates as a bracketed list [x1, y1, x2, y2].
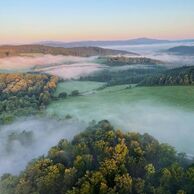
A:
[1, 120, 194, 194]
[70, 90, 80, 96]
[97, 56, 163, 66]
[58, 92, 67, 99]
[139, 66, 194, 86]
[6, 131, 34, 153]
[80, 66, 165, 86]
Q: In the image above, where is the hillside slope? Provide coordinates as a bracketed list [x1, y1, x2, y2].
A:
[167, 46, 194, 55]
[0, 45, 136, 58]
[139, 66, 194, 86]
[0, 73, 59, 124]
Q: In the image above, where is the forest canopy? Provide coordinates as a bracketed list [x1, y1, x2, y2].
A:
[1, 120, 194, 194]
[0, 73, 59, 124]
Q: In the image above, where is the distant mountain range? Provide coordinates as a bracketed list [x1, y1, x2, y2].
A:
[166, 46, 194, 55]
[0, 45, 136, 58]
[38, 38, 194, 48]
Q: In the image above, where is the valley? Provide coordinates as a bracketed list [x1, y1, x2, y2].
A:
[1, 42, 194, 193]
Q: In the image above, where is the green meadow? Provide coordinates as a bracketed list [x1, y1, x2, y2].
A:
[48, 81, 194, 117]
[46, 81, 194, 154]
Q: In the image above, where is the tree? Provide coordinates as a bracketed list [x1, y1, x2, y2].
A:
[71, 90, 79, 96]
[58, 92, 67, 98]
[114, 174, 133, 193]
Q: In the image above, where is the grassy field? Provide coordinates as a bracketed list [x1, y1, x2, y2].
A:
[54, 81, 105, 96]
[52, 81, 194, 110]
[46, 81, 194, 154]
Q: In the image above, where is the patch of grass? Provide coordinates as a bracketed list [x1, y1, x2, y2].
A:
[54, 81, 105, 96]
[47, 81, 194, 120]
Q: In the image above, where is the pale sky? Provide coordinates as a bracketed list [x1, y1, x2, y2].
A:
[0, 0, 194, 44]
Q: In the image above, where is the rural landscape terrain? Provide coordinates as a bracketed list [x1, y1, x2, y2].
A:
[1, 0, 194, 193]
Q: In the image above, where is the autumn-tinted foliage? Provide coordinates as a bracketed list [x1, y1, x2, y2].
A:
[1, 120, 194, 194]
[0, 73, 58, 124]
[0, 45, 129, 58]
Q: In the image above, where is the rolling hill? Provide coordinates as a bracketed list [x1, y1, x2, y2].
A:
[39, 38, 171, 47]
[166, 46, 194, 55]
[0, 45, 136, 58]
[39, 37, 194, 48]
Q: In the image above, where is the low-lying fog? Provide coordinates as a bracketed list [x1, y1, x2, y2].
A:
[104, 42, 194, 67]
[1, 99, 194, 176]
[0, 55, 103, 79]
[0, 117, 86, 176]
[47, 99, 194, 157]
[1, 43, 194, 176]
[0, 42, 194, 79]
[36, 63, 104, 79]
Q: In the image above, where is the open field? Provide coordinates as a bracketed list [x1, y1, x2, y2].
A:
[50, 81, 194, 111]
[55, 81, 105, 96]
[46, 81, 194, 154]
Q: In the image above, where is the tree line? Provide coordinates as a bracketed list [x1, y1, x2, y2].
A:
[139, 66, 194, 86]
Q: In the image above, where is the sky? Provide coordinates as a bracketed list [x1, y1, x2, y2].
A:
[0, 0, 194, 44]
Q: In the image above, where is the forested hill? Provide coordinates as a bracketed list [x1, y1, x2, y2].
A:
[139, 66, 194, 86]
[0, 45, 134, 58]
[0, 73, 59, 124]
[1, 120, 194, 194]
[98, 56, 163, 66]
[166, 46, 194, 55]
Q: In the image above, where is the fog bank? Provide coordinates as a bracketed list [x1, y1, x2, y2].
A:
[0, 117, 86, 176]
[105, 42, 194, 67]
[0, 55, 103, 79]
[47, 98, 194, 156]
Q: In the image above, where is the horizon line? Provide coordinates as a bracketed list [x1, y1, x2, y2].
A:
[1, 36, 194, 46]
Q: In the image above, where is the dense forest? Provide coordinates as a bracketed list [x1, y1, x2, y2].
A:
[1, 120, 193, 194]
[81, 65, 194, 87]
[0, 73, 59, 124]
[97, 56, 163, 66]
[139, 66, 194, 86]
[80, 66, 165, 86]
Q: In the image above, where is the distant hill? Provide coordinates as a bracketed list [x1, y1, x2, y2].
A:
[39, 38, 171, 48]
[98, 56, 164, 66]
[166, 46, 194, 55]
[0, 45, 136, 58]
[139, 66, 194, 86]
[39, 38, 194, 48]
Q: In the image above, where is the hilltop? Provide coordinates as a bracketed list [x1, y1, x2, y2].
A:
[39, 37, 194, 47]
[0, 45, 136, 58]
[166, 46, 194, 55]
[1, 120, 193, 194]
[39, 38, 170, 47]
